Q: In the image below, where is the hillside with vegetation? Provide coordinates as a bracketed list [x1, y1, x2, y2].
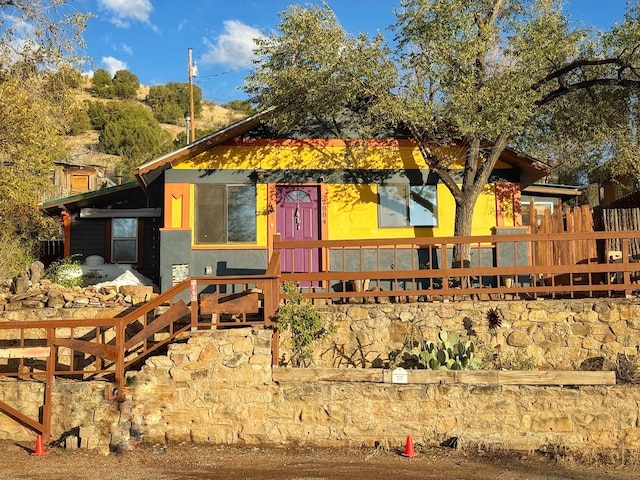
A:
[65, 68, 251, 182]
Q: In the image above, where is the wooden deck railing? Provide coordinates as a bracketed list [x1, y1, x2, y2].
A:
[0, 252, 282, 442]
[2, 230, 639, 442]
[274, 231, 640, 302]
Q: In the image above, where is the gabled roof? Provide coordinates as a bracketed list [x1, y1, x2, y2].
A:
[39, 181, 144, 216]
[134, 107, 278, 185]
[133, 105, 550, 186]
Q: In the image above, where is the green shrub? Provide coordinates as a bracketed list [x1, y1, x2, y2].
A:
[45, 255, 101, 288]
[0, 232, 34, 284]
[274, 281, 333, 367]
[112, 70, 140, 99]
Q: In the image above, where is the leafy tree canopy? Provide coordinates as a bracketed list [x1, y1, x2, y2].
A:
[0, 0, 89, 280]
[98, 103, 173, 179]
[244, 0, 640, 260]
[112, 69, 140, 99]
[146, 82, 202, 124]
[221, 99, 256, 116]
[91, 68, 113, 97]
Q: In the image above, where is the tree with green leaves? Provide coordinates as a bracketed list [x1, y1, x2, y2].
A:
[91, 68, 114, 98]
[98, 103, 173, 179]
[146, 82, 202, 124]
[244, 0, 640, 264]
[0, 0, 89, 281]
[112, 69, 140, 99]
[221, 99, 255, 116]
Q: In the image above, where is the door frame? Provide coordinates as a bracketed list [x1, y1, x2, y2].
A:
[267, 182, 328, 272]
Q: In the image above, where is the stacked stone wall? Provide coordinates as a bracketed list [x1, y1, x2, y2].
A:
[293, 299, 640, 370]
[2, 299, 640, 454]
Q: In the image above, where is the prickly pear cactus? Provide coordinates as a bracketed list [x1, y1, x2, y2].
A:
[410, 330, 481, 370]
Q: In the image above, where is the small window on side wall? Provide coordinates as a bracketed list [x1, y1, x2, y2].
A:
[378, 184, 438, 228]
[112, 218, 138, 263]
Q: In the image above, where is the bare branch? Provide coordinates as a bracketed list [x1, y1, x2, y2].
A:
[532, 58, 633, 91]
[536, 78, 640, 106]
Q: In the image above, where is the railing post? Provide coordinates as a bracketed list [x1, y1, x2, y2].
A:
[115, 319, 125, 396]
[190, 279, 199, 330]
[622, 238, 631, 297]
[43, 328, 54, 443]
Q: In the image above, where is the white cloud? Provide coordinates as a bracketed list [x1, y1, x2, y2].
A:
[102, 56, 127, 76]
[121, 43, 133, 55]
[98, 0, 154, 29]
[200, 20, 265, 68]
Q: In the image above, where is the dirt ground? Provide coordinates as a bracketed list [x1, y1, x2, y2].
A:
[2, 440, 640, 480]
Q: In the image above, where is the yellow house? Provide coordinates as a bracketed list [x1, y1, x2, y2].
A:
[134, 109, 550, 291]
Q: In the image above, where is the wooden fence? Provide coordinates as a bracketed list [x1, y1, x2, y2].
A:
[596, 207, 640, 258]
[527, 203, 597, 285]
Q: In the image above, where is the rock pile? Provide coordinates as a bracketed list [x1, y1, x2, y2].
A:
[1, 261, 158, 312]
[0, 280, 157, 311]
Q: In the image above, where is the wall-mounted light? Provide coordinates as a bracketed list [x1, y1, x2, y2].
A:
[253, 168, 266, 183]
[268, 204, 275, 214]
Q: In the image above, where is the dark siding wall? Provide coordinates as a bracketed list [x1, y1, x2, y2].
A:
[139, 217, 161, 285]
[159, 229, 268, 292]
[69, 216, 106, 260]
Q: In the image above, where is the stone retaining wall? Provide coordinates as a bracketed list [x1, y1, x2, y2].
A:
[2, 298, 640, 455]
[290, 298, 640, 370]
[2, 327, 640, 454]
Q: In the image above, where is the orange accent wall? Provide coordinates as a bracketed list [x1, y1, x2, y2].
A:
[165, 183, 191, 229]
[62, 211, 71, 258]
[495, 182, 522, 227]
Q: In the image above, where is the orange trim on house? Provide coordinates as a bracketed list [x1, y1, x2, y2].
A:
[62, 211, 71, 258]
[495, 182, 522, 227]
[224, 138, 418, 148]
[266, 183, 277, 258]
[164, 183, 191, 229]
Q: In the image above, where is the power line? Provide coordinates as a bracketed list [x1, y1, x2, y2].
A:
[196, 62, 253, 79]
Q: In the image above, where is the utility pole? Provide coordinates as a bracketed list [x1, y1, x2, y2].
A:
[188, 48, 196, 143]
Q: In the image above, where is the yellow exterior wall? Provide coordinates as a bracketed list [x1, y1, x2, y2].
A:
[326, 183, 497, 240]
[177, 141, 431, 171]
[179, 141, 504, 243]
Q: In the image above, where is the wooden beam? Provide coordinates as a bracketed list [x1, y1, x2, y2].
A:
[125, 299, 190, 350]
[272, 367, 383, 383]
[0, 400, 43, 435]
[53, 339, 118, 362]
[273, 368, 616, 386]
[0, 347, 50, 359]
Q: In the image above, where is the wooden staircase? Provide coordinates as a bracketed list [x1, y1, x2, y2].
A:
[0, 258, 281, 443]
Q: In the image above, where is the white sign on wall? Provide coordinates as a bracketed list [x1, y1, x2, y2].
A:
[391, 367, 408, 384]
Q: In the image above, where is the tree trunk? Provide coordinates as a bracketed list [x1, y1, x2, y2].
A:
[452, 195, 475, 267]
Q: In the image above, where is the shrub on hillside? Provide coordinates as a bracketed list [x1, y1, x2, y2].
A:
[91, 68, 113, 98]
[112, 70, 140, 100]
[0, 232, 34, 284]
[147, 82, 202, 123]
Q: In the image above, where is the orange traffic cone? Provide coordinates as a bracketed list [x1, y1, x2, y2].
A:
[401, 435, 417, 457]
[31, 434, 48, 456]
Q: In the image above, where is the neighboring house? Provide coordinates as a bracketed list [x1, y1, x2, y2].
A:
[40, 181, 162, 285]
[588, 160, 639, 208]
[42, 160, 112, 204]
[43, 109, 565, 292]
[521, 183, 583, 228]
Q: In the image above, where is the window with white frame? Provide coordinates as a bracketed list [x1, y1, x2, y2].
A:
[378, 184, 438, 227]
[195, 184, 256, 244]
[112, 218, 138, 263]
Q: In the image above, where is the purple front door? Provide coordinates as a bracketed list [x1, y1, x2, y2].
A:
[276, 186, 320, 276]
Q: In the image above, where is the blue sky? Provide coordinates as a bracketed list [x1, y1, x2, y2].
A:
[79, 0, 633, 104]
